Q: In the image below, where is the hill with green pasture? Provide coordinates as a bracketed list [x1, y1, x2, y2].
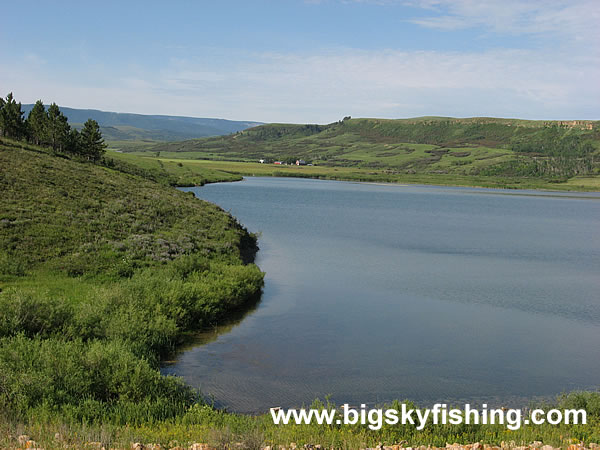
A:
[141, 117, 600, 180]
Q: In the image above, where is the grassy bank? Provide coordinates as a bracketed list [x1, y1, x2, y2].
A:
[106, 148, 243, 186]
[2, 394, 600, 449]
[122, 157, 600, 192]
[0, 140, 263, 439]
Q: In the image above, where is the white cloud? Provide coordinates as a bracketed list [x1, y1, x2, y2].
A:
[1, 0, 598, 123]
[326, 0, 599, 43]
[406, 0, 600, 42]
[3, 45, 597, 123]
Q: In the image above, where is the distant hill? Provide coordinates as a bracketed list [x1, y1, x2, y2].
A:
[144, 116, 600, 178]
[21, 104, 262, 141]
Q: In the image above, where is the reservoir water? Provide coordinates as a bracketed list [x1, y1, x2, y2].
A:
[165, 178, 600, 413]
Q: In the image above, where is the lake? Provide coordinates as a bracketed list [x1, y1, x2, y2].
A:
[164, 178, 600, 413]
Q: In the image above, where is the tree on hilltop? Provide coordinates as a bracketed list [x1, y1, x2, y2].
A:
[46, 103, 70, 152]
[0, 92, 26, 139]
[64, 128, 81, 155]
[1, 92, 107, 164]
[80, 119, 106, 162]
[27, 100, 47, 145]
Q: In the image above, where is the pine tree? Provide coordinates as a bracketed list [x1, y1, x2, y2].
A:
[0, 93, 26, 139]
[26, 100, 47, 145]
[64, 128, 81, 155]
[46, 103, 70, 152]
[80, 119, 106, 162]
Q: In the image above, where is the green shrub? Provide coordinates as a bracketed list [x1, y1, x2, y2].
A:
[0, 290, 73, 338]
[0, 335, 193, 423]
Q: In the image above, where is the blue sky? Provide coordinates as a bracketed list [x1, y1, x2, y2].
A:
[1, 0, 598, 122]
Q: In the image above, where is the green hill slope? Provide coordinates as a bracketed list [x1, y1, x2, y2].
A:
[143, 117, 600, 179]
[0, 139, 263, 427]
[0, 140, 257, 277]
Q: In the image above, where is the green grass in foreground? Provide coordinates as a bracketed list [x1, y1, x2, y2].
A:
[2, 394, 600, 449]
[2, 139, 600, 449]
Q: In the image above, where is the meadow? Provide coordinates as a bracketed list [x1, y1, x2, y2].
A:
[109, 152, 600, 192]
[106, 148, 242, 186]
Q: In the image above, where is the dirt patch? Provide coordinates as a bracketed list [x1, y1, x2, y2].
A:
[425, 149, 450, 156]
[475, 153, 508, 160]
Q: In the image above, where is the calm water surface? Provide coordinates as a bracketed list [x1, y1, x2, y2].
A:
[164, 178, 600, 413]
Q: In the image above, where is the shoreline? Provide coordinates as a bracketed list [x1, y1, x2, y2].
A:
[185, 174, 600, 198]
[107, 149, 600, 193]
[161, 159, 600, 193]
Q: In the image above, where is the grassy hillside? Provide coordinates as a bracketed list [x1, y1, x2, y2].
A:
[0, 139, 264, 438]
[0, 139, 257, 279]
[22, 104, 262, 142]
[137, 117, 600, 183]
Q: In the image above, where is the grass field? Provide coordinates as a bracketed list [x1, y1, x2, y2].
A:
[121, 157, 598, 191]
[560, 176, 600, 191]
[106, 149, 242, 185]
[126, 143, 514, 174]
